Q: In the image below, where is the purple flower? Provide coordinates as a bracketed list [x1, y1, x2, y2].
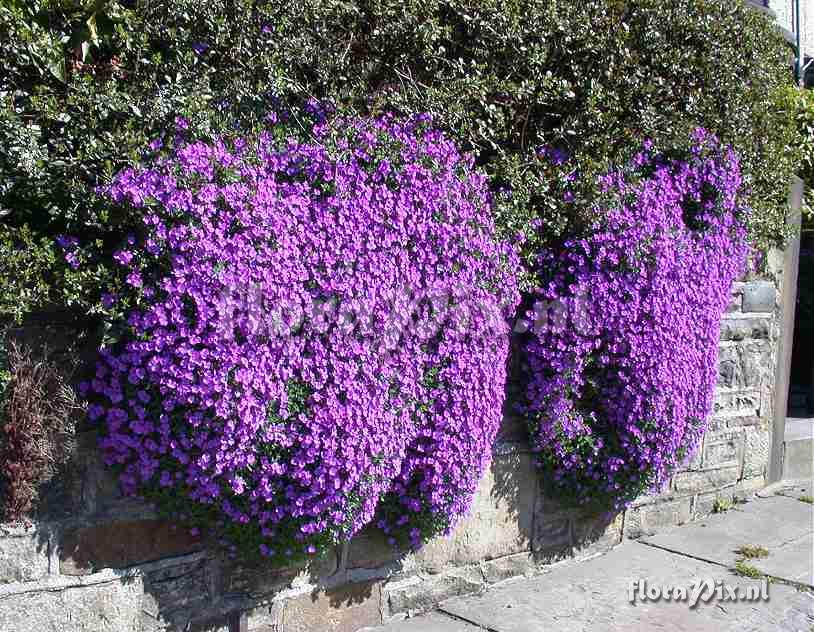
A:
[126, 271, 143, 288]
[65, 252, 80, 270]
[113, 250, 134, 266]
[56, 235, 79, 250]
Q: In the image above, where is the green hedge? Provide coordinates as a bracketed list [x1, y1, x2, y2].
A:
[0, 0, 799, 321]
[779, 87, 814, 329]
[261, 0, 797, 261]
[779, 87, 814, 219]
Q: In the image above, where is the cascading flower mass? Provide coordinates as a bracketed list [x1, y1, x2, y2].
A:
[86, 108, 750, 555]
[86, 112, 520, 561]
[522, 131, 751, 510]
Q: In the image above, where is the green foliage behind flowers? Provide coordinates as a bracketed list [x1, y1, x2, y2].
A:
[0, 0, 799, 324]
[249, 0, 795, 272]
[775, 86, 814, 333]
[0, 0, 295, 320]
[0, 226, 59, 324]
[777, 86, 814, 219]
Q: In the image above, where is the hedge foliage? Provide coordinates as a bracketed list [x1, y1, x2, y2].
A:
[255, 0, 796, 259]
[0, 0, 798, 326]
[779, 87, 814, 217]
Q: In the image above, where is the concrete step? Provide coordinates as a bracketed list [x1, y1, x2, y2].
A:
[783, 418, 814, 480]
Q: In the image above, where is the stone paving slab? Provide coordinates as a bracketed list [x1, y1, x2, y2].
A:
[370, 493, 814, 632]
[753, 533, 814, 587]
[642, 495, 814, 588]
[775, 480, 813, 501]
[785, 418, 814, 442]
[434, 542, 813, 632]
[784, 419, 814, 480]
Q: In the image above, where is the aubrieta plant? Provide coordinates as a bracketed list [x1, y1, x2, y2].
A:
[521, 130, 750, 510]
[83, 110, 520, 562]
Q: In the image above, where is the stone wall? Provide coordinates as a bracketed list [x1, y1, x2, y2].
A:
[0, 269, 784, 632]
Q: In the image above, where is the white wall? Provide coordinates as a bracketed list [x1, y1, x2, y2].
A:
[766, 0, 813, 57]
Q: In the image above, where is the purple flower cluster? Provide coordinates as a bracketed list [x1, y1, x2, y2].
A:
[56, 234, 81, 270]
[522, 130, 750, 509]
[87, 113, 519, 560]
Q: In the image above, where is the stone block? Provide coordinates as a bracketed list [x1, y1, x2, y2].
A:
[672, 466, 740, 495]
[732, 475, 766, 499]
[385, 569, 483, 617]
[238, 603, 285, 632]
[742, 280, 776, 313]
[480, 553, 536, 584]
[694, 477, 767, 517]
[719, 317, 770, 341]
[52, 432, 156, 523]
[717, 341, 772, 390]
[59, 519, 204, 575]
[628, 488, 668, 508]
[67, 431, 120, 517]
[221, 548, 338, 604]
[701, 429, 744, 469]
[223, 564, 298, 602]
[531, 508, 573, 563]
[347, 529, 405, 571]
[693, 490, 735, 518]
[412, 452, 535, 572]
[0, 576, 143, 632]
[725, 286, 743, 313]
[282, 580, 383, 632]
[0, 525, 50, 583]
[676, 444, 703, 472]
[743, 426, 770, 478]
[623, 497, 692, 539]
[141, 556, 214, 630]
[572, 511, 623, 559]
[290, 549, 342, 590]
[712, 388, 762, 419]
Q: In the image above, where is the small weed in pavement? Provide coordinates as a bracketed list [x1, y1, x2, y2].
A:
[734, 545, 769, 559]
[733, 560, 763, 579]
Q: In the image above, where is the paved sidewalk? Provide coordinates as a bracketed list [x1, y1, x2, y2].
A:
[366, 483, 814, 632]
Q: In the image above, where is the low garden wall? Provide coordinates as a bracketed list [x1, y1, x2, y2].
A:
[0, 265, 784, 632]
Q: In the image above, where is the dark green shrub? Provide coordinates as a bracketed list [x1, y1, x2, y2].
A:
[777, 88, 813, 341]
[258, 0, 797, 268]
[778, 86, 814, 217]
[0, 0, 798, 321]
[0, 0, 289, 321]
